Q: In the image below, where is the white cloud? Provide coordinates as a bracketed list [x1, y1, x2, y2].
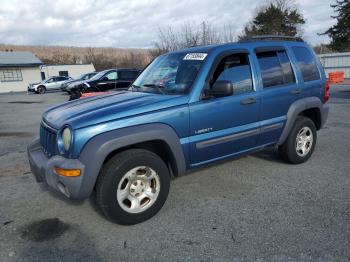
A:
[0, 0, 336, 48]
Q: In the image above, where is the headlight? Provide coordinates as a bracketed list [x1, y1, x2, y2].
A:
[62, 127, 72, 151]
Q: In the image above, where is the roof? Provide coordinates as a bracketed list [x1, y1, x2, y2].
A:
[42, 63, 94, 67]
[0, 51, 42, 67]
[174, 36, 306, 54]
[172, 40, 308, 57]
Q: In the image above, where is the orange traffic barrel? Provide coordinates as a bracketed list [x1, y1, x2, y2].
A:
[329, 71, 344, 83]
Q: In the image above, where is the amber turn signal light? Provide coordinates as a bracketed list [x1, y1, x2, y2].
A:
[54, 167, 81, 177]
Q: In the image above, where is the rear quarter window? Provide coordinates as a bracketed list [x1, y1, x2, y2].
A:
[292, 46, 320, 82]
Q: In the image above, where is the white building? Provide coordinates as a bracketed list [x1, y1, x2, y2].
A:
[0, 51, 96, 93]
[318, 52, 350, 79]
[41, 64, 95, 79]
[0, 51, 42, 93]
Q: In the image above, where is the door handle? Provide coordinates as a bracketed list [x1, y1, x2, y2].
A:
[290, 89, 301, 95]
[240, 98, 256, 105]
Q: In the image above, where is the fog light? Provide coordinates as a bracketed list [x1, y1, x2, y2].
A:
[54, 167, 81, 177]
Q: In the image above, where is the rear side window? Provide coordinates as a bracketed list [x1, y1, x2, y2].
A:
[256, 50, 295, 88]
[292, 46, 320, 82]
[212, 53, 253, 95]
[119, 71, 138, 79]
[278, 51, 295, 85]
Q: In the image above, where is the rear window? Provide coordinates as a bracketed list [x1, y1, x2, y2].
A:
[292, 46, 320, 82]
[256, 50, 295, 88]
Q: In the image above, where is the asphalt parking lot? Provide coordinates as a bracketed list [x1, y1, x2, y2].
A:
[0, 86, 349, 262]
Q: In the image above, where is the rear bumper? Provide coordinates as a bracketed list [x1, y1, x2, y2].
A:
[320, 103, 330, 128]
[27, 139, 87, 199]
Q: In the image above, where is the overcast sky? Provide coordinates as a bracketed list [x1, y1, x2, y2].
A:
[0, 0, 335, 48]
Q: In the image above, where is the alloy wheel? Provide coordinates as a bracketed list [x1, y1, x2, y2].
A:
[116, 166, 160, 214]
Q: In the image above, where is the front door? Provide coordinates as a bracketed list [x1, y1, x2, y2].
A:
[97, 70, 117, 91]
[45, 77, 59, 90]
[189, 52, 260, 166]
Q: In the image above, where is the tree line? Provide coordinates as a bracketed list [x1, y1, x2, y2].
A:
[153, 0, 350, 55]
[0, 44, 152, 71]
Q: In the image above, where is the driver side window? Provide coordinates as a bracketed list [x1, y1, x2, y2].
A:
[212, 53, 253, 95]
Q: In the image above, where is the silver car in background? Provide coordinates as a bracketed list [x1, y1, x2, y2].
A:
[28, 76, 73, 94]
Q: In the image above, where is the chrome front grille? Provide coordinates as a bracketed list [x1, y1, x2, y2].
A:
[40, 122, 58, 157]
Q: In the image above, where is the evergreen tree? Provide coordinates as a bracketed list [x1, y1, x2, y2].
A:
[323, 0, 350, 52]
[240, 0, 305, 39]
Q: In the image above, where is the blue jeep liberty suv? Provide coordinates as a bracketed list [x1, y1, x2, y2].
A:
[28, 36, 330, 224]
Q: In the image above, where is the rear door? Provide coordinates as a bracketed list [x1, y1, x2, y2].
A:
[55, 77, 69, 90]
[189, 51, 260, 166]
[117, 70, 138, 89]
[254, 47, 299, 146]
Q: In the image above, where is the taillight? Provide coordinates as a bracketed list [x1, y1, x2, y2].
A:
[324, 80, 330, 103]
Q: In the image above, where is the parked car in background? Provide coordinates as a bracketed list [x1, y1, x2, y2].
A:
[61, 72, 97, 92]
[68, 68, 140, 100]
[28, 76, 73, 94]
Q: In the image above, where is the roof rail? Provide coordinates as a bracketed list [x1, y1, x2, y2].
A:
[239, 35, 304, 42]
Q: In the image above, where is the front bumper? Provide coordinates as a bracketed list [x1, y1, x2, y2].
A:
[27, 139, 87, 199]
[27, 86, 36, 92]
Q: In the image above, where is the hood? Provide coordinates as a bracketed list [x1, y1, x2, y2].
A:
[62, 79, 76, 85]
[66, 80, 84, 89]
[67, 79, 82, 84]
[30, 82, 41, 86]
[43, 91, 188, 130]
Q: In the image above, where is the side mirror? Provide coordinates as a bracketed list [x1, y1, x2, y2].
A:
[206, 80, 233, 98]
[101, 76, 108, 81]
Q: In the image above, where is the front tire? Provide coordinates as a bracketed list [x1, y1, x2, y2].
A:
[37, 86, 46, 94]
[279, 116, 317, 164]
[69, 90, 81, 100]
[96, 149, 170, 225]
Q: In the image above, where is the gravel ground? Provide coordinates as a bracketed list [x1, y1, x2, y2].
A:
[0, 86, 349, 262]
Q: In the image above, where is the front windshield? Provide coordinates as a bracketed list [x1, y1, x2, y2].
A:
[78, 73, 87, 80]
[43, 77, 54, 83]
[132, 52, 207, 94]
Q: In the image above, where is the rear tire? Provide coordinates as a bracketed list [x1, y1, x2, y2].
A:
[37, 86, 46, 94]
[279, 116, 317, 164]
[96, 149, 170, 225]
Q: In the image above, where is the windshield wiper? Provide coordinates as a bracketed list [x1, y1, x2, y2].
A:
[130, 84, 142, 92]
[142, 84, 166, 94]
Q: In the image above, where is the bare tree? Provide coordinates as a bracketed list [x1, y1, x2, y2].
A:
[152, 21, 238, 55]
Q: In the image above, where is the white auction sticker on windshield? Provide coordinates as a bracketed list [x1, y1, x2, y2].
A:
[183, 53, 208, 60]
